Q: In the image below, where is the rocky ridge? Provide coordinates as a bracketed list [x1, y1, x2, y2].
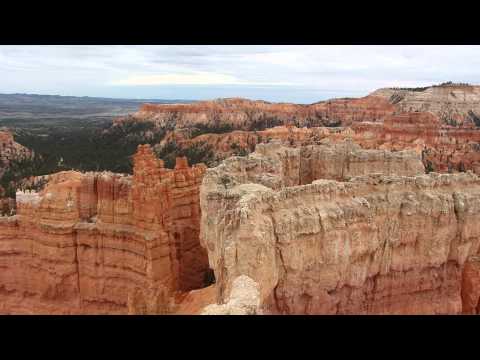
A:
[122, 96, 395, 132]
[0, 145, 209, 314]
[0, 129, 33, 214]
[0, 130, 32, 171]
[156, 112, 480, 174]
[199, 141, 480, 314]
[372, 83, 480, 126]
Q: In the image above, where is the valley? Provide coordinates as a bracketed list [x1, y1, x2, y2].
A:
[2, 83, 480, 314]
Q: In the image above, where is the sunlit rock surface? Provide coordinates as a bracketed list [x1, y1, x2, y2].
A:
[0, 145, 209, 314]
[200, 142, 480, 314]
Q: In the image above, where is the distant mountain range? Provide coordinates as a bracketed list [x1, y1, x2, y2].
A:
[0, 93, 196, 119]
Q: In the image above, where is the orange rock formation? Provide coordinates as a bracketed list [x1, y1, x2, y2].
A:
[0, 145, 209, 314]
[0, 130, 32, 177]
[372, 84, 480, 126]
[0, 129, 33, 214]
[156, 112, 480, 175]
[200, 142, 480, 314]
[124, 96, 395, 130]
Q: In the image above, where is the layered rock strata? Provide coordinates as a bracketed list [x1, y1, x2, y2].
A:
[0, 130, 32, 173]
[121, 96, 395, 131]
[0, 145, 209, 314]
[200, 142, 480, 314]
[350, 112, 480, 174]
[159, 112, 480, 175]
[132, 84, 480, 132]
[372, 84, 480, 126]
[0, 130, 33, 215]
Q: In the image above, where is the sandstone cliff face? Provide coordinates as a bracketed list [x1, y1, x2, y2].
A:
[122, 96, 395, 132]
[0, 130, 33, 214]
[157, 111, 480, 176]
[350, 112, 480, 174]
[200, 142, 480, 314]
[0, 130, 32, 173]
[0, 145, 209, 314]
[371, 84, 480, 126]
[189, 109, 480, 170]
[117, 86, 480, 141]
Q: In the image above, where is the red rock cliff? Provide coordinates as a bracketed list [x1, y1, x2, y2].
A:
[119, 96, 395, 131]
[156, 112, 480, 175]
[371, 84, 480, 126]
[0, 145, 208, 314]
[200, 142, 480, 314]
[0, 129, 33, 214]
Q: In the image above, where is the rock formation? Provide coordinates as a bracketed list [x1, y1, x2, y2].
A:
[5, 86, 480, 315]
[115, 85, 480, 141]
[120, 96, 395, 132]
[115, 86, 480, 176]
[156, 111, 480, 175]
[349, 112, 480, 174]
[0, 129, 33, 214]
[201, 276, 261, 315]
[0, 145, 209, 314]
[199, 141, 480, 314]
[371, 83, 480, 126]
[0, 130, 32, 173]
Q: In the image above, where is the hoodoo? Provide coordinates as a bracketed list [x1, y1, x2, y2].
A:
[0, 145, 209, 314]
[199, 141, 480, 314]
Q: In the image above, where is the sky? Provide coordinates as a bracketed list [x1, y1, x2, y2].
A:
[1, 45, 480, 104]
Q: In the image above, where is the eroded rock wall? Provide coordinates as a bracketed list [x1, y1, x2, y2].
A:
[0, 130, 32, 173]
[0, 130, 33, 213]
[0, 145, 208, 314]
[372, 84, 480, 126]
[155, 111, 480, 175]
[200, 142, 480, 314]
[120, 96, 395, 132]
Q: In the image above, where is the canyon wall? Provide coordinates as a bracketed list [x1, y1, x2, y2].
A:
[156, 112, 480, 175]
[200, 142, 480, 314]
[0, 145, 209, 314]
[350, 112, 480, 173]
[0, 130, 33, 214]
[0, 130, 32, 173]
[118, 84, 480, 138]
[120, 96, 395, 131]
[371, 84, 480, 126]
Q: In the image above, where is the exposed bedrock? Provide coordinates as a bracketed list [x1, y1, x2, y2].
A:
[0, 145, 209, 314]
[372, 84, 480, 126]
[200, 141, 480, 314]
[123, 95, 395, 131]
[155, 111, 480, 175]
[0, 129, 33, 214]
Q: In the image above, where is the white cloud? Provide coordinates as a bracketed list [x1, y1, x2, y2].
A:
[1, 45, 480, 102]
[110, 71, 293, 86]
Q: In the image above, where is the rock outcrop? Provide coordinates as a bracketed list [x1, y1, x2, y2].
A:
[201, 276, 261, 315]
[350, 112, 480, 174]
[115, 87, 480, 177]
[122, 96, 395, 132]
[0, 130, 32, 173]
[0, 129, 33, 214]
[159, 110, 480, 175]
[371, 83, 480, 126]
[0, 145, 209, 314]
[200, 142, 480, 314]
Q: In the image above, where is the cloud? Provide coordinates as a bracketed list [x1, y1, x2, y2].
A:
[110, 71, 293, 87]
[1, 45, 480, 102]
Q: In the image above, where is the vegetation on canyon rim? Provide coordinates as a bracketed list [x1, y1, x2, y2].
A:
[3, 81, 480, 211]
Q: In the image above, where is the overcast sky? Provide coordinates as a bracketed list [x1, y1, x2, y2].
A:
[1, 45, 479, 103]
